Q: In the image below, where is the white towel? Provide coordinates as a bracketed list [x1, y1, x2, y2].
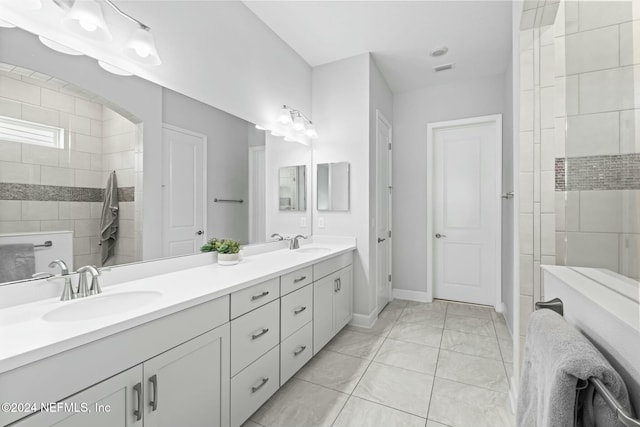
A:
[100, 171, 119, 265]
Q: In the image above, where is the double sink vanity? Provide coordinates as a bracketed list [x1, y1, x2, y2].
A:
[0, 238, 356, 427]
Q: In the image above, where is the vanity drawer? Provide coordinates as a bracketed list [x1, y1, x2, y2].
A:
[280, 265, 313, 295]
[230, 344, 280, 427]
[280, 284, 312, 340]
[231, 299, 279, 376]
[280, 321, 312, 385]
[231, 277, 280, 319]
[313, 251, 353, 281]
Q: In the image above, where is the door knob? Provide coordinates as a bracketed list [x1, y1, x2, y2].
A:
[377, 237, 386, 243]
[435, 233, 446, 238]
[196, 230, 204, 235]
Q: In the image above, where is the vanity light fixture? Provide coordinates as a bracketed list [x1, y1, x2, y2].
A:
[0, 19, 16, 28]
[51, 0, 162, 67]
[275, 105, 318, 142]
[38, 36, 83, 56]
[98, 60, 133, 76]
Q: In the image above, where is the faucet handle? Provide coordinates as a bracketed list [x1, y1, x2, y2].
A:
[270, 233, 284, 241]
[294, 235, 308, 240]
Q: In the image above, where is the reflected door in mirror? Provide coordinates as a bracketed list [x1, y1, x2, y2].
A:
[278, 166, 306, 211]
[317, 162, 350, 211]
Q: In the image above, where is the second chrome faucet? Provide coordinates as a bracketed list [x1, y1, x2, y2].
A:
[47, 260, 106, 301]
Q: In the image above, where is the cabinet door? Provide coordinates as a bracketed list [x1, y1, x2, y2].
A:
[313, 273, 335, 354]
[144, 324, 230, 427]
[334, 265, 353, 332]
[13, 366, 142, 427]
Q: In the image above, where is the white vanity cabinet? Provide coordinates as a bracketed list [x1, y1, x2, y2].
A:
[12, 325, 230, 427]
[312, 253, 353, 354]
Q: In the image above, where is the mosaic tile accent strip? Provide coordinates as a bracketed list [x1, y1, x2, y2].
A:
[0, 183, 135, 202]
[556, 153, 640, 191]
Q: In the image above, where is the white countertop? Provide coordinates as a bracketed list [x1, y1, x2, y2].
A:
[0, 240, 355, 374]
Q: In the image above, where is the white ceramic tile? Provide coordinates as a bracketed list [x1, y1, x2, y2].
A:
[519, 214, 534, 255]
[0, 200, 21, 221]
[398, 306, 446, 327]
[40, 166, 74, 187]
[374, 338, 439, 374]
[0, 161, 41, 184]
[41, 88, 74, 114]
[534, 203, 541, 259]
[555, 35, 566, 77]
[325, 329, 385, 360]
[75, 169, 103, 188]
[41, 220, 73, 232]
[566, 25, 619, 75]
[540, 213, 555, 255]
[533, 260, 542, 302]
[21, 144, 59, 167]
[436, 350, 508, 392]
[578, 1, 632, 32]
[565, 231, 620, 271]
[540, 87, 555, 129]
[333, 396, 425, 427]
[579, 190, 624, 232]
[67, 114, 91, 136]
[74, 237, 91, 255]
[521, 9, 537, 30]
[103, 151, 134, 171]
[446, 302, 493, 319]
[554, 76, 566, 119]
[0, 140, 21, 162]
[428, 378, 514, 427]
[0, 97, 21, 119]
[21, 104, 59, 127]
[554, 118, 566, 157]
[555, 192, 566, 232]
[0, 75, 40, 105]
[520, 29, 534, 51]
[72, 133, 101, 154]
[566, 112, 619, 156]
[251, 378, 348, 427]
[520, 49, 534, 91]
[520, 90, 534, 132]
[90, 153, 102, 171]
[520, 254, 534, 296]
[540, 44, 555, 87]
[540, 172, 555, 214]
[440, 329, 501, 360]
[519, 295, 533, 336]
[387, 321, 443, 348]
[519, 173, 534, 214]
[520, 131, 534, 173]
[21, 201, 58, 220]
[59, 202, 92, 220]
[58, 150, 91, 170]
[0, 221, 40, 233]
[541, 3, 559, 26]
[579, 66, 635, 114]
[353, 362, 433, 417]
[540, 24, 554, 46]
[566, 74, 579, 117]
[90, 119, 102, 138]
[540, 129, 555, 171]
[75, 98, 102, 120]
[620, 233, 640, 279]
[533, 144, 540, 201]
[565, 191, 579, 232]
[74, 219, 100, 238]
[620, 21, 635, 66]
[619, 109, 640, 154]
[556, 231, 567, 264]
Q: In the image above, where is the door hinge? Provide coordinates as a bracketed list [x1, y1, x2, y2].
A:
[388, 143, 392, 150]
[388, 230, 391, 238]
[388, 274, 392, 282]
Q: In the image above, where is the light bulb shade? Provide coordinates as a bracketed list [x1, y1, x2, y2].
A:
[277, 107, 292, 125]
[63, 0, 112, 41]
[98, 61, 133, 76]
[39, 36, 83, 56]
[292, 115, 306, 132]
[304, 123, 318, 139]
[123, 27, 161, 66]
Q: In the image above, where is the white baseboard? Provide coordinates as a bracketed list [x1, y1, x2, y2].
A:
[392, 288, 431, 303]
[350, 309, 377, 328]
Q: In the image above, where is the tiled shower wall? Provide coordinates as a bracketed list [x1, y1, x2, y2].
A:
[554, 1, 640, 280]
[0, 65, 142, 268]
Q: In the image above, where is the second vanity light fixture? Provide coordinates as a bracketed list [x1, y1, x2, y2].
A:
[49, 0, 162, 69]
[259, 105, 318, 145]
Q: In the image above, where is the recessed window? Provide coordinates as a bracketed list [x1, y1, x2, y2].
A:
[0, 115, 65, 149]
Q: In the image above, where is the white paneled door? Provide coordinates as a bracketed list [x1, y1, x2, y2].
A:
[430, 116, 501, 306]
[376, 111, 393, 314]
[162, 126, 207, 257]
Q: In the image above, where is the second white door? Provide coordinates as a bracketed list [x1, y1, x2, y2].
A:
[431, 116, 500, 306]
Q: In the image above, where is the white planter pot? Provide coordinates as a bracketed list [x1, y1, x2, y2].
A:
[217, 252, 239, 266]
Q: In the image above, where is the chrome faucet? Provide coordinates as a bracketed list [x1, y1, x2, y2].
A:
[290, 235, 307, 250]
[271, 233, 284, 241]
[77, 265, 103, 296]
[47, 260, 75, 301]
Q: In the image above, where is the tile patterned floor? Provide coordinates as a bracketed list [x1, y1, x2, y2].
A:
[245, 299, 515, 427]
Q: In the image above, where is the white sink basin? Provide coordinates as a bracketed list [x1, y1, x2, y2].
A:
[296, 247, 331, 254]
[42, 291, 163, 323]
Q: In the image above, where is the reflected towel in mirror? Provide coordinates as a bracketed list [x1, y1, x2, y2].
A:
[0, 244, 35, 282]
[100, 171, 119, 265]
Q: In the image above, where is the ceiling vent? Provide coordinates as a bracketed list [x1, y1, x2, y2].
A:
[433, 63, 454, 72]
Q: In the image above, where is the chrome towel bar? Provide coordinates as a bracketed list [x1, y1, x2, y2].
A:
[536, 298, 640, 427]
[34, 241, 53, 248]
[214, 198, 244, 203]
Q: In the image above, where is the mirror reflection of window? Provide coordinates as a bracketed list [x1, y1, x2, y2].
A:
[278, 165, 306, 211]
[317, 162, 350, 212]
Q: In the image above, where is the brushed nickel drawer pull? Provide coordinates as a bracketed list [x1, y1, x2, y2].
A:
[293, 275, 307, 283]
[251, 377, 269, 393]
[294, 306, 307, 315]
[251, 328, 269, 340]
[294, 345, 307, 356]
[251, 291, 269, 301]
[133, 382, 142, 421]
[149, 374, 158, 411]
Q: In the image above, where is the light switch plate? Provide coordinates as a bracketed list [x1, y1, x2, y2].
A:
[300, 217, 307, 227]
[318, 217, 325, 228]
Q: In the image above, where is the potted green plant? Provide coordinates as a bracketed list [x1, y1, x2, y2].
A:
[201, 238, 242, 265]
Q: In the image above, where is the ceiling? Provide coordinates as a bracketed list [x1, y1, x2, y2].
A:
[243, 1, 513, 94]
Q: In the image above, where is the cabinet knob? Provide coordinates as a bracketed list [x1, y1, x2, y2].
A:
[196, 230, 204, 235]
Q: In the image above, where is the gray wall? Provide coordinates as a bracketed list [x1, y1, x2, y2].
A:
[162, 89, 250, 244]
[502, 48, 515, 331]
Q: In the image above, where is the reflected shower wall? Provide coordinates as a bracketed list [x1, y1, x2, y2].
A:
[554, 1, 640, 280]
